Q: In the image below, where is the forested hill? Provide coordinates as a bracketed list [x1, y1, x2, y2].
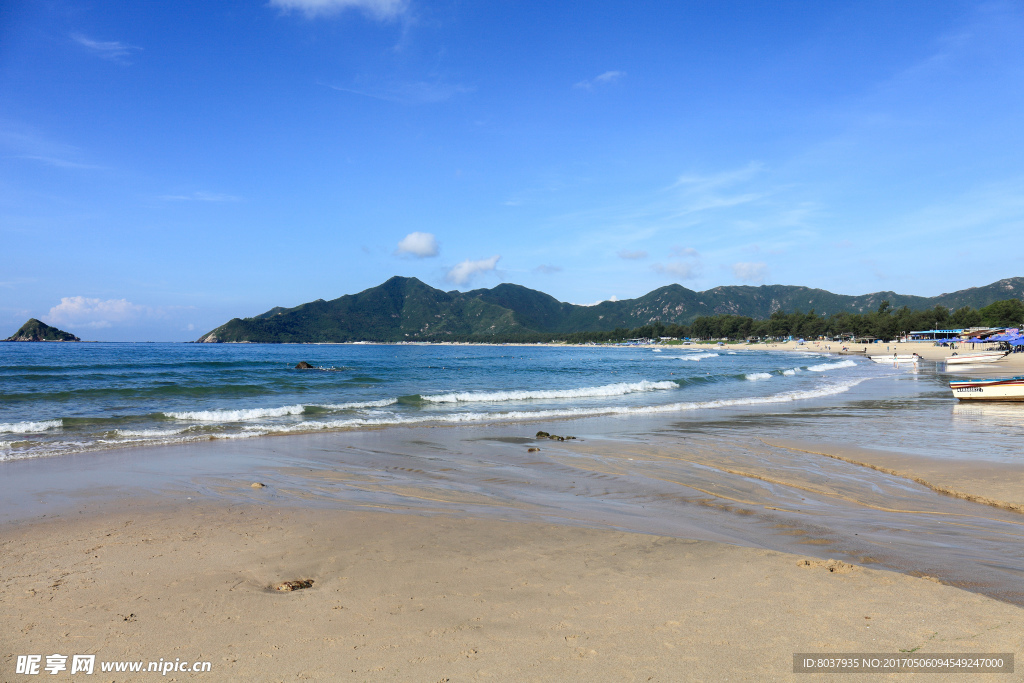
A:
[197, 276, 1024, 343]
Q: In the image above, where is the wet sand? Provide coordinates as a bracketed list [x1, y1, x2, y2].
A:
[2, 414, 1024, 680]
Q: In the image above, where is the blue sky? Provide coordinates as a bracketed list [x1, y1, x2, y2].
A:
[2, 0, 1023, 341]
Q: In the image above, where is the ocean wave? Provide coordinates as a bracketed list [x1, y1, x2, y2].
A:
[672, 353, 718, 361]
[245, 378, 868, 434]
[164, 405, 306, 421]
[745, 372, 772, 381]
[421, 380, 679, 404]
[782, 368, 800, 376]
[316, 398, 399, 410]
[807, 360, 857, 372]
[115, 427, 190, 438]
[0, 419, 63, 434]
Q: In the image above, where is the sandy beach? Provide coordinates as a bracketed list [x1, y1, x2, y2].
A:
[3, 403, 1023, 680]
[2, 500, 1021, 682]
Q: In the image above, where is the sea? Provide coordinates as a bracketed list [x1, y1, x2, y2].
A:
[2, 342, 1020, 464]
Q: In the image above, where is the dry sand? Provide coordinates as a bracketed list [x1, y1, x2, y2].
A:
[2, 500, 1021, 682]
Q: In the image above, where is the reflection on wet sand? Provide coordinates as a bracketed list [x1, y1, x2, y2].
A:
[194, 422, 1024, 606]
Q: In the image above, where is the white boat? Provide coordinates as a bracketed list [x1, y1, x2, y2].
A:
[943, 351, 1009, 365]
[950, 376, 1024, 401]
[868, 353, 920, 364]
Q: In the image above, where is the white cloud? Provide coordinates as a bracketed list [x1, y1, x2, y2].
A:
[575, 70, 626, 89]
[396, 231, 439, 258]
[48, 297, 149, 329]
[670, 246, 699, 258]
[533, 264, 562, 274]
[617, 249, 648, 260]
[72, 34, 141, 64]
[653, 262, 700, 280]
[445, 256, 500, 286]
[731, 262, 769, 284]
[575, 295, 619, 307]
[269, 0, 408, 20]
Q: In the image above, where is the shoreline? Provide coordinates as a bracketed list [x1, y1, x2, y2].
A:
[3, 410, 1024, 678]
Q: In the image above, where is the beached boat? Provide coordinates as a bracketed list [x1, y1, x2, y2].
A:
[943, 351, 1009, 365]
[868, 353, 920, 364]
[949, 376, 1024, 401]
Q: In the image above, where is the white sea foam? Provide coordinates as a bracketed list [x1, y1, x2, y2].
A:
[745, 372, 772, 381]
[115, 427, 190, 438]
[782, 368, 800, 376]
[164, 405, 306, 421]
[807, 360, 857, 372]
[318, 398, 399, 410]
[421, 380, 679, 404]
[673, 353, 718, 361]
[248, 378, 868, 434]
[0, 419, 62, 434]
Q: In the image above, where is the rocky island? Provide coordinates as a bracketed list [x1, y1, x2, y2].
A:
[4, 318, 81, 342]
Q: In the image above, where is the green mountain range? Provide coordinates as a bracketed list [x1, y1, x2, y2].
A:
[5, 318, 81, 342]
[197, 276, 1024, 343]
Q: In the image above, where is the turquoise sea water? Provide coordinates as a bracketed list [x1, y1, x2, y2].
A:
[1, 343, 890, 461]
[1, 342, 1020, 463]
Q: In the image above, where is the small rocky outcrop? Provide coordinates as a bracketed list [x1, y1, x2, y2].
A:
[4, 319, 80, 342]
[295, 361, 315, 369]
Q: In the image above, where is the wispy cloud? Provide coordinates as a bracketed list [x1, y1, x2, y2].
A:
[446, 256, 499, 286]
[270, 0, 408, 20]
[575, 70, 626, 89]
[396, 231, 439, 258]
[731, 262, 769, 284]
[617, 249, 648, 260]
[1, 124, 103, 170]
[533, 264, 562, 274]
[72, 34, 142, 64]
[670, 246, 699, 258]
[158, 191, 241, 202]
[323, 80, 471, 105]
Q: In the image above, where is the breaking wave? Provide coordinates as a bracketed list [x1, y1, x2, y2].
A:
[745, 372, 772, 381]
[807, 360, 858, 372]
[259, 378, 869, 434]
[421, 380, 679, 404]
[0, 419, 63, 434]
[164, 405, 307, 421]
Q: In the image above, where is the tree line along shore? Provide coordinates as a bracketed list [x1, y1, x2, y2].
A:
[375, 298, 1024, 345]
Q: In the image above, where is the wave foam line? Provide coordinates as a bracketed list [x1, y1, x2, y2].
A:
[115, 427, 190, 438]
[164, 405, 306, 421]
[673, 353, 718, 361]
[745, 372, 772, 381]
[807, 359, 857, 372]
[421, 380, 679, 404]
[0, 419, 62, 434]
[317, 398, 399, 410]
[255, 378, 869, 434]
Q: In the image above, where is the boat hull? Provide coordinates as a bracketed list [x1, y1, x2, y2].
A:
[869, 354, 919, 364]
[949, 377, 1024, 401]
[944, 352, 1008, 365]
